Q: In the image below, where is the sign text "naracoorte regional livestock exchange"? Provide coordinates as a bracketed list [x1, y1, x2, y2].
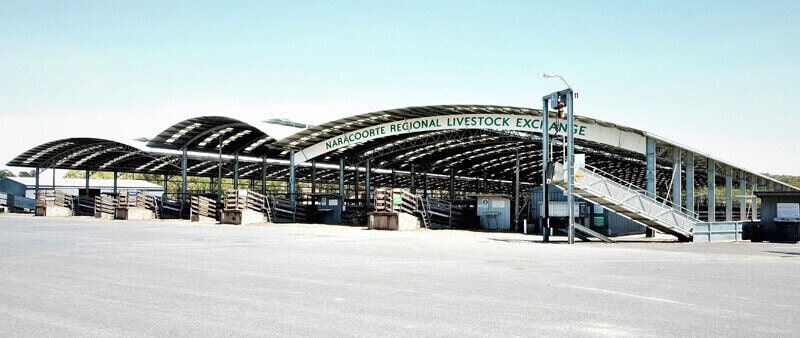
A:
[325, 115, 587, 150]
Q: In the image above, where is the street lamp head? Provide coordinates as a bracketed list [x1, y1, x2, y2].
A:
[543, 73, 571, 89]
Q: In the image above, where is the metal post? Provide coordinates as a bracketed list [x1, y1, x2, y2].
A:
[365, 160, 371, 212]
[514, 151, 520, 233]
[181, 146, 187, 204]
[261, 157, 268, 195]
[645, 137, 656, 238]
[233, 152, 239, 190]
[449, 168, 455, 200]
[391, 168, 396, 191]
[751, 177, 758, 220]
[353, 162, 359, 202]
[410, 164, 415, 194]
[52, 168, 56, 190]
[707, 158, 716, 223]
[163, 174, 168, 195]
[339, 158, 345, 198]
[217, 134, 223, 205]
[85, 169, 90, 197]
[739, 171, 747, 221]
[542, 96, 550, 242]
[113, 170, 118, 194]
[686, 152, 695, 215]
[672, 147, 682, 208]
[482, 171, 487, 194]
[289, 150, 295, 203]
[423, 171, 428, 199]
[311, 160, 317, 194]
[725, 166, 733, 221]
[34, 167, 40, 197]
[566, 90, 575, 244]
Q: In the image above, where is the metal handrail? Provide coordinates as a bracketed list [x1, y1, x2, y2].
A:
[578, 164, 699, 220]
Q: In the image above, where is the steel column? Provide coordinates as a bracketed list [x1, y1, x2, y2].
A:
[289, 150, 296, 203]
[672, 147, 682, 208]
[566, 90, 575, 244]
[311, 160, 317, 194]
[113, 170, 118, 194]
[339, 158, 345, 198]
[217, 135, 222, 205]
[233, 152, 239, 190]
[541, 96, 550, 242]
[514, 151, 520, 232]
[707, 158, 716, 223]
[686, 152, 695, 215]
[449, 168, 455, 201]
[645, 137, 656, 237]
[353, 162, 359, 203]
[85, 169, 90, 196]
[34, 167, 40, 197]
[739, 171, 747, 221]
[410, 164, 415, 194]
[423, 171, 428, 199]
[181, 146, 187, 204]
[751, 177, 758, 220]
[261, 157, 267, 195]
[391, 168, 396, 191]
[365, 161, 371, 210]
[725, 166, 733, 221]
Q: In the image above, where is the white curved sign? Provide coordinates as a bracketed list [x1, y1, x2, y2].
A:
[294, 113, 645, 165]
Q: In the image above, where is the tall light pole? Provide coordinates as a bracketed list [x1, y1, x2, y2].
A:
[543, 73, 576, 244]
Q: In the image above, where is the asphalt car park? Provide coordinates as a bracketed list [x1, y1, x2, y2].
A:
[1, 214, 798, 336]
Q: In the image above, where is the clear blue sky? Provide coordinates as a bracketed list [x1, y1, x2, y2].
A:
[1, 0, 799, 175]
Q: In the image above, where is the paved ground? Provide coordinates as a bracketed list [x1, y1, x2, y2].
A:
[0, 214, 798, 336]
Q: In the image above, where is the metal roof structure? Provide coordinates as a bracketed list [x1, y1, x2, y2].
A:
[146, 116, 279, 158]
[6, 105, 798, 197]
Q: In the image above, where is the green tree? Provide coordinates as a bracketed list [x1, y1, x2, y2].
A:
[768, 174, 800, 188]
[17, 170, 35, 177]
[0, 169, 14, 180]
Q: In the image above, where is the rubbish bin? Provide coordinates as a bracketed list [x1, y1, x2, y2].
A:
[751, 223, 764, 242]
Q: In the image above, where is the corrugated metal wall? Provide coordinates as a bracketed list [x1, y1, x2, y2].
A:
[530, 186, 645, 237]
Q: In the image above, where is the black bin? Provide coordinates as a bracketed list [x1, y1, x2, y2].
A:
[751, 223, 764, 242]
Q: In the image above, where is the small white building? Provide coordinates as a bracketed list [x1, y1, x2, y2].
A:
[473, 194, 511, 230]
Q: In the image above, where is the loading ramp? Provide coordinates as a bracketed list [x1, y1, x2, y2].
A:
[553, 165, 697, 241]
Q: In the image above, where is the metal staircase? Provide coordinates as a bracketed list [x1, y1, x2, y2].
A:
[553, 164, 698, 241]
[416, 196, 432, 229]
[263, 195, 274, 223]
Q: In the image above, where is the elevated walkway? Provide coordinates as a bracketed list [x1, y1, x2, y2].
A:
[553, 165, 697, 242]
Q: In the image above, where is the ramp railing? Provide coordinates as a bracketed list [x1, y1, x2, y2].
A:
[556, 164, 697, 239]
[117, 190, 160, 218]
[190, 195, 218, 220]
[37, 190, 72, 208]
[94, 195, 116, 217]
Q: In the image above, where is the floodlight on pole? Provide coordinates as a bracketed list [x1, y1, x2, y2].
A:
[543, 73, 572, 89]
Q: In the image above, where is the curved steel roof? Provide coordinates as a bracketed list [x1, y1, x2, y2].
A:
[5, 105, 797, 194]
[146, 116, 279, 158]
[6, 138, 182, 174]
